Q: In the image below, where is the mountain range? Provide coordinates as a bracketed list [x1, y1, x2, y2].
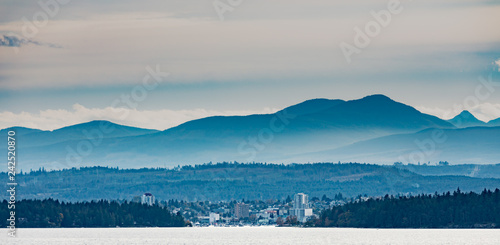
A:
[2, 94, 499, 171]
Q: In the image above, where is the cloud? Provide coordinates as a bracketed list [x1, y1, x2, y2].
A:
[414, 106, 452, 119]
[0, 3, 499, 90]
[0, 0, 497, 24]
[0, 104, 278, 131]
[474, 103, 500, 122]
[0, 34, 61, 48]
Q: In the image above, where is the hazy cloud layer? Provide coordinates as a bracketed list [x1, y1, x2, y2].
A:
[0, 1, 499, 89]
[2, 102, 499, 131]
[0, 104, 278, 131]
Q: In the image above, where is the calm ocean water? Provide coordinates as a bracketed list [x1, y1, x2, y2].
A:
[2, 227, 500, 245]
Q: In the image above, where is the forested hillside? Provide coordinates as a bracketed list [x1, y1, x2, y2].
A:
[315, 189, 500, 228]
[4, 162, 500, 202]
[0, 199, 186, 228]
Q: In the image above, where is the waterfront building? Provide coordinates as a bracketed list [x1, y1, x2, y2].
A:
[209, 212, 220, 224]
[292, 193, 313, 222]
[234, 203, 250, 219]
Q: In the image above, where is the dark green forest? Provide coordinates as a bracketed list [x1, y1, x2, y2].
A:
[314, 188, 500, 228]
[3, 162, 500, 202]
[0, 199, 186, 228]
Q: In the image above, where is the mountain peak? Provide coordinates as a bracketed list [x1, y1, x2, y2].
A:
[53, 120, 116, 131]
[448, 110, 486, 128]
[0, 126, 43, 136]
[354, 94, 398, 107]
[457, 110, 474, 117]
[452, 110, 480, 121]
[280, 98, 345, 116]
[361, 94, 393, 102]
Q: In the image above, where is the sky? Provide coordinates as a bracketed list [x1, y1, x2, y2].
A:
[0, 0, 499, 130]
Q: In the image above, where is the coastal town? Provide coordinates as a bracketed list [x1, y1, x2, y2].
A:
[134, 192, 357, 226]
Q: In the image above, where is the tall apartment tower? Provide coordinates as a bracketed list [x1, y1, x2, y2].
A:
[294, 193, 309, 209]
[141, 193, 155, 206]
[292, 193, 312, 222]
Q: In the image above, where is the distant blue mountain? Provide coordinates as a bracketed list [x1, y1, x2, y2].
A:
[0, 120, 158, 148]
[447, 110, 487, 128]
[488, 117, 500, 127]
[0, 126, 42, 136]
[278, 98, 346, 116]
[164, 94, 453, 139]
[5, 95, 498, 171]
[141, 94, 455, 162]
[298, 94, 453, 131]
[295, 126, 500, 165]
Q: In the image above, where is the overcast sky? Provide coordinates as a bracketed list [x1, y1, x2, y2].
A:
[0, 0, 499, 130]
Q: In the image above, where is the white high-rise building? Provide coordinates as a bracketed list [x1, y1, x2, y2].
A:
[141, 193, 155, 206]
[294, 193, 309, 209]
[292, 193, 313, 222]
[209, 212, 220, 224]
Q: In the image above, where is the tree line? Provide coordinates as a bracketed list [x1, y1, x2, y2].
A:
[6, 163, 500, 202]
[1, 199, 187, 228]
[313, 188, 500, 228]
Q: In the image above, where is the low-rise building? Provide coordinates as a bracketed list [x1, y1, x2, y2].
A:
[234, 203, 250, 219]
[209, 212, 220, 224]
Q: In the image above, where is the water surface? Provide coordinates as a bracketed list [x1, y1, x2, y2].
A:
[2, 227, 499, 245]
